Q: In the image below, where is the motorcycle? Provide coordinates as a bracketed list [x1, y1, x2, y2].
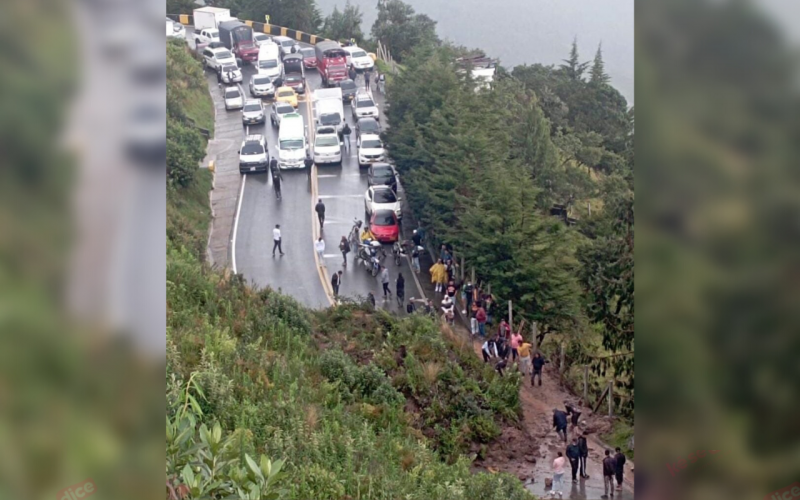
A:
[358, 240, 384, 276]
[392, 240, 410, 266]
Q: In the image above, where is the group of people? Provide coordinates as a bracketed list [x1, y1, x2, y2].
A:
[479, 318, 547, 382]
[347, 65, 386, 94]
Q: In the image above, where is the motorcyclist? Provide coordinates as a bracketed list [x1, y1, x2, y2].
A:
[360, 226, 375, 242]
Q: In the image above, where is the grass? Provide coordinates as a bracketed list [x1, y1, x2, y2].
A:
[182, 86, 215, 136]
[167, 169, 213, 260]
[601, 420, 634, 461]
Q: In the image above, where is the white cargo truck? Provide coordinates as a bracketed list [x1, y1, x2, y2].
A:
[312, 88, 344, 134]
[193, 7, 232, 31]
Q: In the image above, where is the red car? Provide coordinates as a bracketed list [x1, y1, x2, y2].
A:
[300, 47, 317, 69]
[369, 209, 400, 243]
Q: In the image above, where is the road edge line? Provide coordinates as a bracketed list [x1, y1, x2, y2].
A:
[231, 173, 247, 274]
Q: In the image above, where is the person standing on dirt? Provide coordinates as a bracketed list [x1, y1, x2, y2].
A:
[481, 337, 499, 363]
[614, 447, 626, 490]
[518, 340, 532, 376]
[566, 438, 581, 483]
[476, 303, 487, 337]
[565, 401, 582, 429]
[577, 432, 589, 479]
[553, 408, 568, 443]
[509, 326, 523, 362]
[532, 352, 547, 387]
[602, 450, 616, 498]
[551, 451, 566, 498]
[462, 280, 474, 315]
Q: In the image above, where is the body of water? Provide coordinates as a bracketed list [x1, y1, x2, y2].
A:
[316, 0, 634, 103]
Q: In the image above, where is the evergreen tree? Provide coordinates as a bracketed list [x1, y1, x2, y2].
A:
[560, 37, 589, 81]
[322, 1, 365, 42]
[590, 43, 610, 85]
[371, 0, 439, 61]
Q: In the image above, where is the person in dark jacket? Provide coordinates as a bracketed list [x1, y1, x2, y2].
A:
[565, 401, 582, 428]
[577, 432, 589, 478]
[614, 447, 626, 490]
[395, 273, 405, 307]
[602, 449, 616, 498]
[331, 270, 342, 297]
[342, 122, 352, 150]
[566, 438, 581, 483]
[552, 408, 568, 443]
[532, 352, 546, 387]
[348, 65, 357, 82]
[315, 198, 325, 230]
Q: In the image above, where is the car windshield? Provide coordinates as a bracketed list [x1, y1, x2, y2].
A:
[253, 76, 271, 85]
[278, 90, 294, 98]
[362, 139, 382, 149]
[258, 59, 278, 69]
[373, 190, 396, 203]
[280, 40, 293, 47]
[241, 142, 263, 155]
[359, 120, 379, 133]
[225, 89, 240, 99]
[216, 50, 233, 60]
[357, 99, 375, 108]
[373, 166, 392, 178]
[301, 48, 315, 58]
[276, 104, 293, 114]
[352, 50, 367, 58]
[280, 139, 304, 150]
[373, 211, 396, 226]
[316, 136, 339, 147]
[320, 113, 340, 126]
[244, 103, 261, 112]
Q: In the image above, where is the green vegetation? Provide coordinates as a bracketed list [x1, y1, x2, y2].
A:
[383, 41, 634, 419]
[321, 0, 365, 42]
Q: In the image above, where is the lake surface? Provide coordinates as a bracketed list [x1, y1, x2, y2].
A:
[315, 0, 634, 103]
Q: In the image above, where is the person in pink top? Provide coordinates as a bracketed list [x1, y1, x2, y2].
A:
[509, 325, 524, 362]
[551, 451, 566, 498]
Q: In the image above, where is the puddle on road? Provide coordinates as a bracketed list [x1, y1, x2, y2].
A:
[523, 475, 634, 500]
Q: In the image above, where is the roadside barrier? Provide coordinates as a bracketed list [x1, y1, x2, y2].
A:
[167, 14, 328, 45]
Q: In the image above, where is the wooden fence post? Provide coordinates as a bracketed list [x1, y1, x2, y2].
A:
[461, 256, 465, 281]
[583, 366, 588, 404]
[471, 267, 475, 284]
[608, 381, 613, 417]
[559, 342, 566, 386]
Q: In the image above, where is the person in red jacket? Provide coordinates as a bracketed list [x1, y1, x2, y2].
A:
[476, 304, 487, 337]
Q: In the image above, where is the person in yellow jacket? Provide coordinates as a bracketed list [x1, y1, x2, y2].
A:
[429, 259, 448, 293]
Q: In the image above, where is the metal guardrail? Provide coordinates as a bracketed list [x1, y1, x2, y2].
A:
[167, 14, 329, 45]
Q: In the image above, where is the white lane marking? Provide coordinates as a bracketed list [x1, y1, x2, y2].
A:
[317, 174, 363, 178]
[318, 194, 364, 199]
[231, 173, 247, 274]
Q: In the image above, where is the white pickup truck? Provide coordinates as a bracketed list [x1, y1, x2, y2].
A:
[312, 88, 344, 134]
[193, 7, 234, 47]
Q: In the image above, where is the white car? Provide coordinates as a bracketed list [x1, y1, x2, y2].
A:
[313, 126, 342, 164]
[242, 99, 265, 125]
[357, 134, 385, 167]
[238, 135, 269, 174]
[195, 28, 220, 46]
[203, 46, 236, 72]
[224, 86, 245, 110]
[218, 63, 243, 84]
[352, 93, 379, 119]
[166, 18, 185, 39]
[253, 33, 272, 47]
[365, 185, 401, 220]
[273, 36, 299, 57]
[270, 102, 295, 126]
[249, 75, 275, 98]
[344, 46, 374, 70]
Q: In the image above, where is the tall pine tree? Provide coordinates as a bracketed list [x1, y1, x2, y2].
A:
[590, 43, 610, 85]
[560, 37, 589, 81]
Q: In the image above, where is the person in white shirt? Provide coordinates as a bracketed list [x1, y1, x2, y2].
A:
[481, 338, 499, 363]
[315, 237, 325, 264]
[272, 224, 284, 256]
[552, 451, 566, 498]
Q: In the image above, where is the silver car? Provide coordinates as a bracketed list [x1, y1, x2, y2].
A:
[352, 93, 379, 119]
[249, 75, 275, 98]
[270, 102, 295, 126]
[224, 86, 244, 111]
[242, 99, 265, 125]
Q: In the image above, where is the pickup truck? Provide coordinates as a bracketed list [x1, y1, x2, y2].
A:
[218, 20, 259, 65]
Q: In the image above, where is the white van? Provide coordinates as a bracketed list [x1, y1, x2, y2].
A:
[343, 46, 374, 71]
[276, 113, 307, 169]
[256, 42, 282, 79]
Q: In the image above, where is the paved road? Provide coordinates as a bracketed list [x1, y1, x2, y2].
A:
[215, 39, 418, 311]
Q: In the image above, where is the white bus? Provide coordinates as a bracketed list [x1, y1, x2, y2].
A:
[277, 113, 307, 169]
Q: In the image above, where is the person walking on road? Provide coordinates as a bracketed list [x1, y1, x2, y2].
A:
[305, 155, 314, 179]
[272, 224, 284, 256]
[395, 272, 405, 307]
[380, 265, 391, 298]
[364, 69, 371, 90]
[412, 229, 423, 248]
[462, 280, 474, 315]
[271, 159, 282, 199]
[339, 236, 350, 266]
[315, 237, 325, 264]
[518, 340, 532, 375]
[532, 352, 547, 387]
[614, 447, 626, 490]
[411, 245, 421, 273]
[378, 72, 386, 94]
[476, 303, 487, 337]
[342, 123, 351, 150]
[315, 199, 326, 230]
[553, 408, 568, 443]
[331, 270, 342, 297]
[577, 432, 589, 479]
[551, 451, 566, 498]
[566, 438, 581, 483]
[429, 259, 447, 293]
[602, 450, 616, 498]
[565, 401, 582, 430]
[348, 64, 357, 82]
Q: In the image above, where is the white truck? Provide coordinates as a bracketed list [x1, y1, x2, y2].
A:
[193, 7, 233, 47]
[312, 88, 344, 134]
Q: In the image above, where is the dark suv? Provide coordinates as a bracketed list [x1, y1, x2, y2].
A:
[367, 162, 397, 192]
